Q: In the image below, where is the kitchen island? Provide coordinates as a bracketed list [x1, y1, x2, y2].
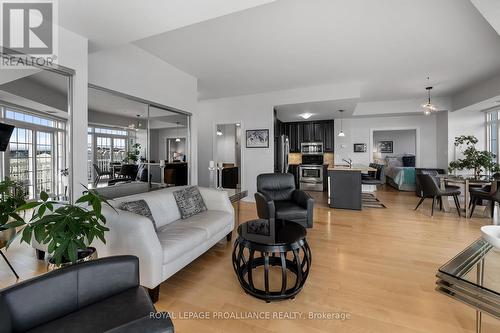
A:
[327, 164, 376, 210]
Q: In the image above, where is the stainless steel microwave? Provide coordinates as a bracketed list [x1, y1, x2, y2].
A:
[300, 142, 323, 155]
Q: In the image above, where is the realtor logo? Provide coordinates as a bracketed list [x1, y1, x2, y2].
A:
[0, 0, 58, 67]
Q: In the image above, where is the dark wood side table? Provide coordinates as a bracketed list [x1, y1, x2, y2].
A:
[232, 219, 312, 302]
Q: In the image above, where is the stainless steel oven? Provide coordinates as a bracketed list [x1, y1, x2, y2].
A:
[299, 165, 323, 191]
[300, 142, 323, 155]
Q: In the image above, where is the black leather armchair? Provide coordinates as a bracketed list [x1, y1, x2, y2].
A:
[255, 173, 314, 228]
[0, 256, 174, 333]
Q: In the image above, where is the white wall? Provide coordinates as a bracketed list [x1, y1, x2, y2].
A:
[372, 130, 416, 159]
[57, 27, 88, 197]
[215, 124, 237, 164]
[447, 109, 486, 164]
[335, 114, 438, 168]
[156, 127, 188, 161]
[88, 44, 198, 184]
[198, 83, 361, 201]
[354, 97, 452, 116]
[435, 111, 449, 169]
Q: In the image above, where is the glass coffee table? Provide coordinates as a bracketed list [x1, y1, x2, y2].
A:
[436, 238, 500, 333]
[232, 219, 312, 302]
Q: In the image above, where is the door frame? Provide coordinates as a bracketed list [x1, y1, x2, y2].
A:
[369, 127, 420, 167]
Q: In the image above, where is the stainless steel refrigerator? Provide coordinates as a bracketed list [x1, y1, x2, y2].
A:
[277, 135, 290, 173]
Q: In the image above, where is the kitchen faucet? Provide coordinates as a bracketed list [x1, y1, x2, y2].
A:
[342, 158, 353, 168]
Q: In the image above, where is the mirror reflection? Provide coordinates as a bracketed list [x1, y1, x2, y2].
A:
[87, 87, 190, 190]
[214, 123, 241, 189]
[0, 68, 71, 201]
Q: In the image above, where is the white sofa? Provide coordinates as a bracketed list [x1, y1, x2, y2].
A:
[93, 186, 234, 293]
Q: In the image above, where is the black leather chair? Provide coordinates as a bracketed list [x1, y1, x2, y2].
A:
[414, 168, 460, 197]
[255, 173, 314, 228]
[469, 181, 500, 218]
[0, 256, 174, 333]
[414, 174, 461, 216]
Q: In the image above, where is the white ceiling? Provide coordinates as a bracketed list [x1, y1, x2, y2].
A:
[58, 0, 275, 52]
[276, 98, 358, 122]
[88, 88, 188, 128]
[134, 0, 500, 101]
[89, 88, 147, 117]
[471, 0, 500, 35]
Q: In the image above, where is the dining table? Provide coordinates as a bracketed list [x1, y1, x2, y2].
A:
[437, 174, 498, 218]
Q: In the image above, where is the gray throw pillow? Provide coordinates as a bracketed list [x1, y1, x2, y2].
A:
[173, 186, 207, 219]
[119, 200, 157, 229]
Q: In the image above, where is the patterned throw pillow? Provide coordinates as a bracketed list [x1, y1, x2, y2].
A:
[119, 200, 157, 229]
[173, 186, 207, 219]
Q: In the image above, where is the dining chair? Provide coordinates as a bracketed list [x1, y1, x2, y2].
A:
[93, 163, 112, 187]
[469, 181, 500, 218]
[415, 174, 461, 217]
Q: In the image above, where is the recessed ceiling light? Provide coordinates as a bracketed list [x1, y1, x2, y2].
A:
[300, 113, 313, 119]
[236, 123, 241, 127]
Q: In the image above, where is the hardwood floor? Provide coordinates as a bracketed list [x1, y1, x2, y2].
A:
[1, 185, 500, 332]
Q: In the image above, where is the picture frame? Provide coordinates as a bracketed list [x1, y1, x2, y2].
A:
[246, 129, 269, 148]
[378, 141, 393, 154]
[353, 143, 367, 153]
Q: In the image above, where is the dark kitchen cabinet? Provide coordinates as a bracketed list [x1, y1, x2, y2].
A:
[301, 122, 314, 143]
[285, 123, 300, 152]
[323, 121, 335, 152]
[278, 119, 335, 153]
[313, 122, 324, 142]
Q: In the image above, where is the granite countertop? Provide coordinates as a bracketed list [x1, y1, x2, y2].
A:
[327, 164, 376, 172]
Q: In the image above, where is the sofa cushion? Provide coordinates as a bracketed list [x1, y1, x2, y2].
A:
[26, 287, 154, 333]
[118, 200, 156, 229]
[157, 223, 207, 265]
[111, 187, 185, 229]
[157, 210, 232, 264]
[173, 186, 207, 219]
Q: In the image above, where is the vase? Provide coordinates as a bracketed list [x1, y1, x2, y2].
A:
[47, 246, 97, 271]
[0, 228, 15, 250]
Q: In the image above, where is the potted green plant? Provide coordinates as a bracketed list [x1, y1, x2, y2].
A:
[15, 188, 115, 268]
[0, 178, 27, 247]
[449, 135, 500, 177]
[123, 143, 141, 164]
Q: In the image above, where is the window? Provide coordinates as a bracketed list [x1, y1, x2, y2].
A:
[5, 110, 56, 128]
[87, 126, 132, 182]
[36, 131, 53, 194]
[487, 110, 500, 164]
[1, 107, 66, 199]
[8, 128, 34, 197]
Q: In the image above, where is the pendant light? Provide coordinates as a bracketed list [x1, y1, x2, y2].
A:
[422, 77, 438, 115]
[216, 127, 223, 136]
[175, 122, 181, 142]
[337, 110, 346, 137]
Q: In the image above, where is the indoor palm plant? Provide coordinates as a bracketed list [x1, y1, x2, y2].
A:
[449, 135, 500, 177]
[15, 189, 115, 267]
